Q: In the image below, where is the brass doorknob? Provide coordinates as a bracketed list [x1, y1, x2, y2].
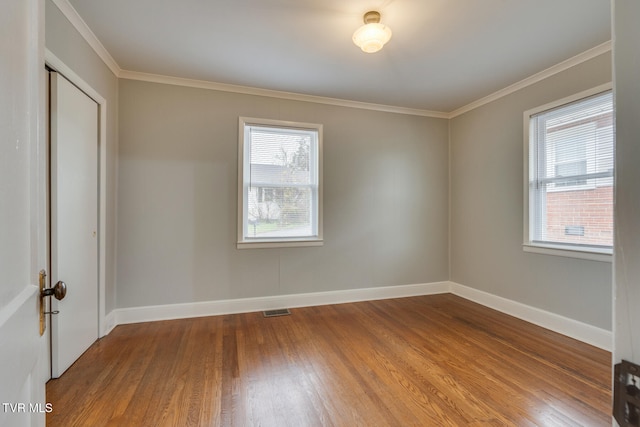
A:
[41, 281, 67, 300]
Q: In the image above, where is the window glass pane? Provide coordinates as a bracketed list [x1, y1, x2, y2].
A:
[550, 124, 590, 187]
[541, 182, 613, 246]
[247, 187, 312, 238]
[249, 129, 312, 186]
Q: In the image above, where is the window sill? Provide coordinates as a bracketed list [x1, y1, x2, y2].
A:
[237, 239, 324, 249]
[523, 243, 612, 262]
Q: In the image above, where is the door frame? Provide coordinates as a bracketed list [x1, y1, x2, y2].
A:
[45, 50, 109, 339]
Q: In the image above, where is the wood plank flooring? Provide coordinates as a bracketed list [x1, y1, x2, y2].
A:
[46, 294, 612, 426]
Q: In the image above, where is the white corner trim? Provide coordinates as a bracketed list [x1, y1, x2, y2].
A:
[103, 311, 117, 337]
[118, 69, 449, 118]
[449, 281, 612, 351]
[112, 282, 450, 326]
[448, 41, 613, 119]
[50, 0, 121, 77]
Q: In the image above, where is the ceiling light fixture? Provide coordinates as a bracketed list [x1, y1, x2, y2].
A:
[352, 11, 392, 53]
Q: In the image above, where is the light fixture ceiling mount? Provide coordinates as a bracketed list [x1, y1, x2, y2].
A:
[352, 11, 392, 53]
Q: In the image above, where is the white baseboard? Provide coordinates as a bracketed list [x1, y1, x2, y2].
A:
[112, 281, 451, 326]
[104, 280, 612, 351]
[449, 281, 612, 351]
[102, 310, 117, 337]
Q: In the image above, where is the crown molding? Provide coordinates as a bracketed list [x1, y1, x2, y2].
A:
[51, 0, 447, 118]
[53, 0, 611, 119]
[119, 69, 449, 118]
[50, 0, 121, 77]
[447, 41, 612, 119]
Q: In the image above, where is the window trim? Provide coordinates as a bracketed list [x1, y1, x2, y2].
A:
[237, 117, 323, 249]
[522, 83, 613, 261]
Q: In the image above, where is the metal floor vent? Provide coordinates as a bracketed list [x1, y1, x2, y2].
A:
[263, 308, 291, 318]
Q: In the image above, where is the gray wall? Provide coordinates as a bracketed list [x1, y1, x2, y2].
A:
[117, 80, 449, 308]
[45, 0, 616, 333]
[45, 0, 119, 313]
[450, 53, 613, 330]
[613, 0, 640, 365]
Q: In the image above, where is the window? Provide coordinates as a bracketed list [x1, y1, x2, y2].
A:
[238, 117, 323, 248]
[524, 85, 613, 260]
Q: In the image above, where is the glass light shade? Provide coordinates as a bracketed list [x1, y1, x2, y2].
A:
[352, 23, 392, 53]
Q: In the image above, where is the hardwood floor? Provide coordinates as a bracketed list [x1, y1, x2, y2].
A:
[46, 294, 612, 426]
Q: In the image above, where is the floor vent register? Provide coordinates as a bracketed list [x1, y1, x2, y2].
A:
[263, 309, 291, 318]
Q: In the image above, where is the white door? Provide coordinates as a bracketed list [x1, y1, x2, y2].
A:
[0, 0, 48, 426]
[49, 72, 99, 378]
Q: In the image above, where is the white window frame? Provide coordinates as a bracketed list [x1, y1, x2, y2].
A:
[237, 117, 323, 249]
[522, 83, 613, 262]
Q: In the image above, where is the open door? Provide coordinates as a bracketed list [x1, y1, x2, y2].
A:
[49, 72, 99, 378]
[0, 0, 48, 426]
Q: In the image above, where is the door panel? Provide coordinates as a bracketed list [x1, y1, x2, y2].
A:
[0, 0, 47, 425]
[49, 72, 99, 378]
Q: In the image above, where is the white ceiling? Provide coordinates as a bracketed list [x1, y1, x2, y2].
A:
[66, 0, 611, 114]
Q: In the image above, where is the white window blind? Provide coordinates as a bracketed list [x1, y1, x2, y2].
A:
[527, 90, 614, 252]
[238, 117, 322, 248]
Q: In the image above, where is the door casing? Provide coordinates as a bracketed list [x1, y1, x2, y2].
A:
[45, 50, 109, 345]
